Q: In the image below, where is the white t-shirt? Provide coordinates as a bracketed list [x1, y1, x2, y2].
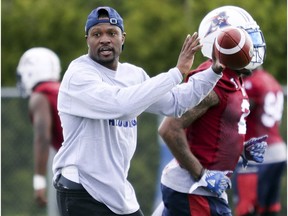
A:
[53, 54, 221, 214]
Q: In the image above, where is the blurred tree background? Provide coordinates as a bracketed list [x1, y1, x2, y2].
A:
[1, 0, 287, 215]
[1, 0, 287, 85]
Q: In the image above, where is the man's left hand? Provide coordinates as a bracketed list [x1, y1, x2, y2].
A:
[242, 135, 268, 167]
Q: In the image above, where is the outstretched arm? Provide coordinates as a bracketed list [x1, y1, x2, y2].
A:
[29, 93, 52, 207]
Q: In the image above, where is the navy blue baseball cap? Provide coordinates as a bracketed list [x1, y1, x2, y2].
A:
[85, 6, 124, 35]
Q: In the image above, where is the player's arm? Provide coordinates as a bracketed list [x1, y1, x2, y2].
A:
[158, 90, 219, 179]
[29, 93, 52, 207]
[159, 91, 232, 196]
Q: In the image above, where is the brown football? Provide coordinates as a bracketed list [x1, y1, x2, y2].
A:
[213, 27, 253, 70]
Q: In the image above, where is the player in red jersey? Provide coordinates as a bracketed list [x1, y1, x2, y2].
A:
[152, 6, 268, 216]
[16, 47, 63, 216]
[232, 67, 287, 216]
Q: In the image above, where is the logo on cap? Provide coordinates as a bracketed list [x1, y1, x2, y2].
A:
[85, 7, 124, 35]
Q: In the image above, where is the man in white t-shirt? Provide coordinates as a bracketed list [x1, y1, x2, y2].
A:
[53, 6, 224, 216]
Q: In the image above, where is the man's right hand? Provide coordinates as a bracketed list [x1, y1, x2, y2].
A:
[35, 188, 47, 207]
[176, 32, 202, 75]
[211, 39, 225, 74]
[201, 169, 232, 196]
[190, 169, 232, 197]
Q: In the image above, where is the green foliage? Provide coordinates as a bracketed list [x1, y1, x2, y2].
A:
[1, 0, 287, 215]
[121, 0, 189, 73]
[1, 99, 35, 215]
[2, 0, 287, 85]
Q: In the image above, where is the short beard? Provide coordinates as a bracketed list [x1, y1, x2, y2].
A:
[89, 52, 115, 67]
[96, 58, 114, 66]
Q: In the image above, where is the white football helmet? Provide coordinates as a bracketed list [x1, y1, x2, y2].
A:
[16, 47, 61, 97]
[198, 5, 266, 70]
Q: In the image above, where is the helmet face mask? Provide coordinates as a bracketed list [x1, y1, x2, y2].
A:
[244, 28, 266, 70]
[198, 6, 266, 70]
[16, 47, 61, 98]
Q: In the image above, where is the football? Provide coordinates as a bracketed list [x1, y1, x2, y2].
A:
[213, 27, 253, 70]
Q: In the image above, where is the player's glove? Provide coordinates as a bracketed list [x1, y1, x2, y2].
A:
[189, 169, 232, 197]
[241, 135, 268, 168]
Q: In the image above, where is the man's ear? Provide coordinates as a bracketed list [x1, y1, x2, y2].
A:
[85, 36, 89, 48]
[122, 32, 126, 44]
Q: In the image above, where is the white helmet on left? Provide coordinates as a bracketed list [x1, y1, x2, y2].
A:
[16, 47, 61, 97]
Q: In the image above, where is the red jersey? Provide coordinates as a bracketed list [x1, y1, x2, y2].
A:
[243, 69, 284, 145]
[185, 60, 249, 171]
[31, 81, 63, 150]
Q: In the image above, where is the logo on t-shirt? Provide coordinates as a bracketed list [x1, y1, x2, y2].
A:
[108, 119, 137, 127]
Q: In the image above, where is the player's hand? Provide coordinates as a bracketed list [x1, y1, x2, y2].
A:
[211, 39, 225, 74]
[201, 169, 232, 196]
[241, 135, 268, 167]
[189, 169, 232, 197]
[176, 32, 202, 75]
[34, 188, 47, 207]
